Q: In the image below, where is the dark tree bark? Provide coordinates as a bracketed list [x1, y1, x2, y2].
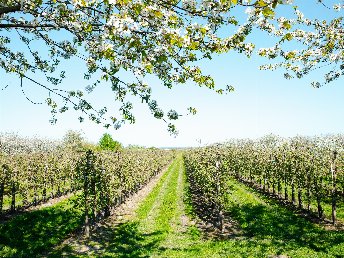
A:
[0, 5, 21, 16]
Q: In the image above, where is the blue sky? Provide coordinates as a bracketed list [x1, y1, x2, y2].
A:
[1, 1, 343, 147]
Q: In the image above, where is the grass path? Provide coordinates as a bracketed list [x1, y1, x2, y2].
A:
[0, 195, 84, 257]
[48, 155, 344, 257]
[1, 156, 343, 257]
[47, 155, 202, 257]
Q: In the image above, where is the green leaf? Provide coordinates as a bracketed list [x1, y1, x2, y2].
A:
[145, 64, 153, 73]
[256, 0, 266, 7]
[262, 7, 275, 18]
[284, 33, 293, 41]
[272, 0, 278, 8]
[283, 21, 292, 30]
[189, 41, 200, 50]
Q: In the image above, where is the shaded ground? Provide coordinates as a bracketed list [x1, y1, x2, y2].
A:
[222, 181, 344, 257]
[0, 192, 76, 223]
[46, 158, 174, 257]
[47, 156, 344, 257]
[0, 196, 83, 257]
[0, 156, 343, 257]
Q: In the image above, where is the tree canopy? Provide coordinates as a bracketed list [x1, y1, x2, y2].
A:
[1, 0, 343, 134]
[98, 133, 122, 151]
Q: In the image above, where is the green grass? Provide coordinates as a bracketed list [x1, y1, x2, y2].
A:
[2, 184, 73, 211]
[135, 159, 177, 222]
[1, 156, 343, 257]
[122, 156, 344, 257]
[246, 177, 344, 221]
[0, 195, 83, 257]
[221, 181, 344, 257]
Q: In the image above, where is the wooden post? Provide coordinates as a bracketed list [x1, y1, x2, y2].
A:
[331, 150, 337, 225]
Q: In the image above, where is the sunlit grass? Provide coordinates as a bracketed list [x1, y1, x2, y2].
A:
[0, 195, 83, 257]
[1, 157, 343, 257]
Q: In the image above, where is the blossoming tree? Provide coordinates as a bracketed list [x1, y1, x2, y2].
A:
[0, 0, 343, 134]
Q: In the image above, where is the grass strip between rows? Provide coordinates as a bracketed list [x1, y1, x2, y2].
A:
[1, 156, 343, 258]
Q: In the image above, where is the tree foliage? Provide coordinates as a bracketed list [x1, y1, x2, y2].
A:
[184, 134, 344, 226]
[98, 133, 122, 151]
[1, 0, 343, 133]
[62, 130, 85, 150]
[0, 133, 173, 225]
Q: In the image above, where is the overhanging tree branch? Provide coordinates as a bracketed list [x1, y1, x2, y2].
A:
[0, 0, 341, 134]
[0, 23, 57, 29]
[0, 5, 21, 15]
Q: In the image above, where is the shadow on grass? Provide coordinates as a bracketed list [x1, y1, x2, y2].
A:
[50, 221, 162, 257]
[0, 200, 83, 257]
[228, 202, 344, 255]
[106, 221, 162, 257]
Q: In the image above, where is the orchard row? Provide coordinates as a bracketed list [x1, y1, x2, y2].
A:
[184, 135, 344, 229]
[0, 133, 174, 237]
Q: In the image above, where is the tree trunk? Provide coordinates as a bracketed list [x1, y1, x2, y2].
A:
[291, 182, 295, 205]
[306, 187, 311, 211]
[298, 187, 302, 209]
[84, 200, 90, 238]
[317, 195, 323, 219]
[84, 176, 90, 238]
[272, 181, 276, 195]
[284, 180, 288, 200]
[104, 203, 110, 217]
[57, 184, 61, 197]
[218, 210, 224, 232]
[331, 152, 337, 225]
[43, 187, 47, 202]
[34, 187, 38, 206]
[0, 182, 4, 214]
[10, 182, 16, 213]
[91, 173, 97, 222]
[277, 180, 281, 198]
[316, 176, 323, 218]
[22, 189, 28, 207]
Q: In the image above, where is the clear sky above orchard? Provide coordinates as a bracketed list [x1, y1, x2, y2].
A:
[1, 1, 344, 147]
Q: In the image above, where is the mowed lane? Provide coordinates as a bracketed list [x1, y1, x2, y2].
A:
[135, 155, 197, 257]
[48, 155, 344, 258]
